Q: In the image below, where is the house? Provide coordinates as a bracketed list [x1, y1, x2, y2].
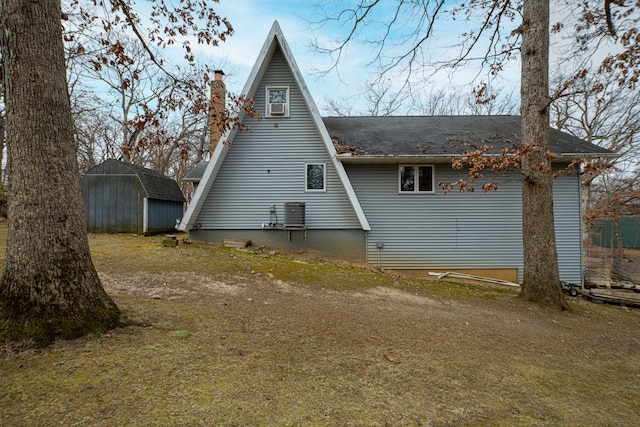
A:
[178, 21, 614, 285]
[82, 159, 186, 235]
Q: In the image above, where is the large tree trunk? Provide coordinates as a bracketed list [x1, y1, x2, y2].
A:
[519, 0, 567, 309]
[0, 0, 120, 346]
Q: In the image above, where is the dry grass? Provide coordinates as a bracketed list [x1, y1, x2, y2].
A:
[1, 228, 640, 426]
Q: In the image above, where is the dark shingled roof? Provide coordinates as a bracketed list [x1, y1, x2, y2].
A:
[182, 160, 209, 182]
[85, 159, 186, 203]
[183, 116, 615, 181]
[322, 116, 614, 158]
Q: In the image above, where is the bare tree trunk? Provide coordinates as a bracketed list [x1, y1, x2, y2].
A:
[519, 0, 567, 308]
[0, 111, 4, 184]
[0, 0, 120, 346]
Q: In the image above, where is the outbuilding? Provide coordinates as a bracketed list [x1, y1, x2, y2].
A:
[82, 159, 185, 235]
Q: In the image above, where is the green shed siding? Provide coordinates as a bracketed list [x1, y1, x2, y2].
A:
[82, 159, 185, 235]
[82, 174, 143, 234]
[146, 199, 185, 234]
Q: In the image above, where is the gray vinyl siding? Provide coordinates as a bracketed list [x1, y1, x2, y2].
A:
[196, 47, 360, 230]
[346, 163, 583, 285]
[552, 172, 584, 286]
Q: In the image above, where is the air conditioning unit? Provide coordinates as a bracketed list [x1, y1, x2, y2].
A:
[269, 103, 286, 115]
[284, 202, 305, 228]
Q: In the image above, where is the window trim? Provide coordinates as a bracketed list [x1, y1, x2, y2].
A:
[305, 163, 327, 192]
[265, 86, 290, 117]
[398, 164, 435, 194]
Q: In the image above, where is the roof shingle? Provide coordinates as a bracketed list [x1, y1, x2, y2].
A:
[322, 116, 614, 158]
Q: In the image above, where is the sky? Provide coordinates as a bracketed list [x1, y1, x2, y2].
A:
[188, 0, 523, 115]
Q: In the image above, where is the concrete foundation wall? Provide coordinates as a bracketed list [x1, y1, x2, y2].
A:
[189, 229, 367, 262]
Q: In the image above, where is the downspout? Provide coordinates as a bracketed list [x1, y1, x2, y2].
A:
[578, 169, 585, 290]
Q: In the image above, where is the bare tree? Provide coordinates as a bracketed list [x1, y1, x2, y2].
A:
[321, 97, 356, 117]
[551, 71, 640, 244]
[0, 91, 5, 183]
[322, 82, 518, 116]
[0, 0, 245, 346]
[517, 0, 564, 306]
[62, 1, 254, 170]
[585, 169, 640, 273]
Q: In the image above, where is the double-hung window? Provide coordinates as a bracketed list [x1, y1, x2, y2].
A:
[399, 165, 435, 193]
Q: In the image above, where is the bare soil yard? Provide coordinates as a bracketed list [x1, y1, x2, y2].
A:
[1, 231, 640, 426]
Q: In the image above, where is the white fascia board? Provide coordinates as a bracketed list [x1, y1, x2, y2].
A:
[182, 21, 372, 232]
[240, 21, 282, 99]
[179, 26, 282, 232]
[554, 152, 619, 161]
[337, 154, 456, 164]
[337, 152, 619, 164]
[179, 25, 279, 232]
[177, 132, 233, 231]
[271, 22, 371, 231]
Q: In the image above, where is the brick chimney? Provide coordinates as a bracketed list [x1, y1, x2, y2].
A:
[209, 70, 226, 156]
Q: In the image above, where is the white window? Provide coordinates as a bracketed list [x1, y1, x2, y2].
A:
[399, 165, 435, 193]
[266, 86, 289, 117]
[305, 163, 326, 192]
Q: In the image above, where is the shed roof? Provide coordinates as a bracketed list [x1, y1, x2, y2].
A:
[84, 159, 186, 202]
[323, 116, 615, 161]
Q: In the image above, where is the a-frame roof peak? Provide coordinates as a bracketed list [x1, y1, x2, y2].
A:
[178, 20, 370, 232]
[269, 20, 282, 34]
[240, 20, 294, 99]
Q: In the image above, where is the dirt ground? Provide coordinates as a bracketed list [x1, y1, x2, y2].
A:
[95, 247, 640, 425]
[3, 235, 640, 425]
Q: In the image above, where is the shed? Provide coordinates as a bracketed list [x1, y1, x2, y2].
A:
[82, 159, 186, 235]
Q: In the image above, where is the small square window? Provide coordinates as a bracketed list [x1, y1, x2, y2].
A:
[266, 86, 289, 117]
[399, 165, 434, 193]
[306, 163, 326, 192]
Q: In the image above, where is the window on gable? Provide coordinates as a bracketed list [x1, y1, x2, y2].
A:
[306, 163, 326, 192]
[399, 165, 434, 193]
[266, 86, 289, 117]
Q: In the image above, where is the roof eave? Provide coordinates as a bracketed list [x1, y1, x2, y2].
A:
[337, 152, 619, 163]
[336, 154, 454, 163]
[554, 152, 619, 161]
